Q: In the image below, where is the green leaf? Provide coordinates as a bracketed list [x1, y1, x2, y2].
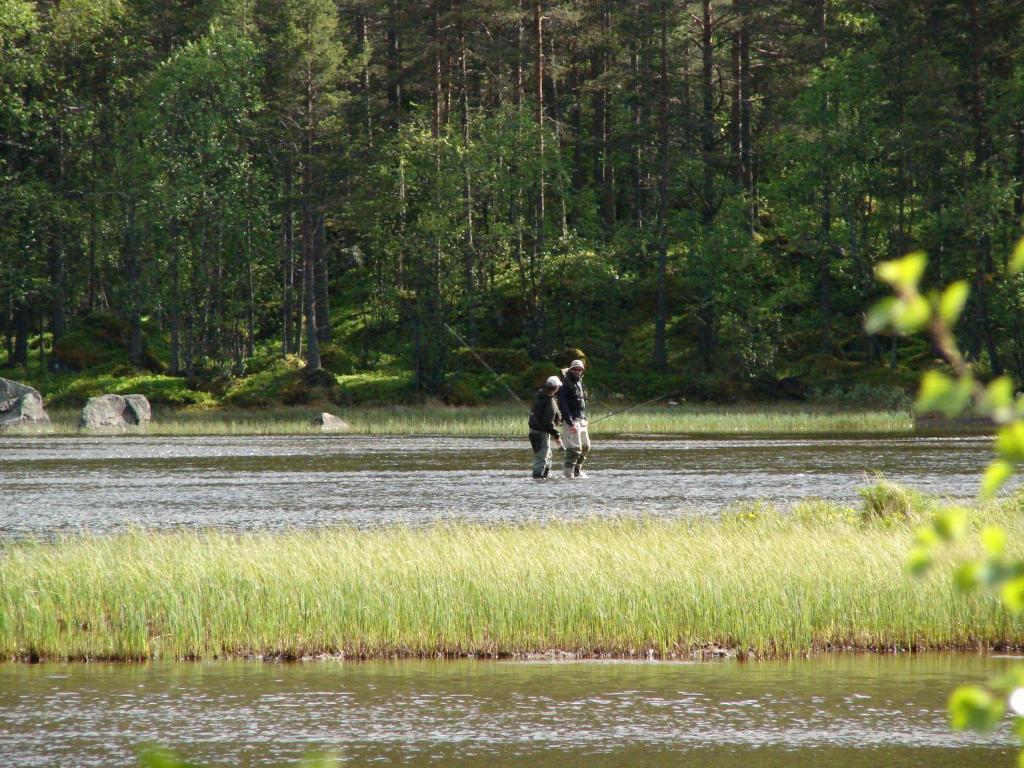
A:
[981, 460, 1015, 500]
[1010, 237, 1024, 275]
[949, 686, 1005, 731]
[993, 670, 1024, 695]
[1004, 577, 1024, 614]
[996, 423, 1024, 463]
[876, 252, 927, 291]
[892, 294, 932, 334]
[914, 525, 940, 548]
[915, 371, 973, 417]
[981, 376, 1015, 422]
[915, 371, 954, 413]
[1013, 715, 1024, 740]
[933, 509, 966, 542]
[955, 562, 981, 592]
[937, 280, 970, 327]
[981, 525, 1007, 557]
[865, 297, 897, 334]
[906, 546, 933, 576]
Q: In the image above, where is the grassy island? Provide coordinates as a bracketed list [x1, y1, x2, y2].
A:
[2, 487, 1021, 662]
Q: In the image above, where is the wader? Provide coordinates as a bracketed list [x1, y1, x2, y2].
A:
[561, 419, 590, 476]
[529, 430, 553, 478]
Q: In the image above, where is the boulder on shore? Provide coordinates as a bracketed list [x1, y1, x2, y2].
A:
[79, 394, 152, 430]
[0, 378, 50, 430]
[312, 412, 349, 432]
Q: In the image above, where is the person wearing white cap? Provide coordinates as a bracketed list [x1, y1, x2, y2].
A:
[527, 375, 563, 479]
[557, 359, 590, 478]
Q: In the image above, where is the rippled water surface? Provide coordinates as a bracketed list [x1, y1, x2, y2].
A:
[0, 655, 1014, 767]
[0, 433, 997, 536]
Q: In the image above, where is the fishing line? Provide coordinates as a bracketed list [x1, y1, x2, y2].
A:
[443, 322, 675, 429]
[443, 322, 528, 412]
[589, 390, 681, 425]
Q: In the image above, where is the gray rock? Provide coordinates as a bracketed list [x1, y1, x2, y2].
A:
[0, 377, 38, 403]
[312, 412, 349, 432]
[79, 394, 152, 430]
[0, 378, 50, 429]
[124, 394, 152, 424]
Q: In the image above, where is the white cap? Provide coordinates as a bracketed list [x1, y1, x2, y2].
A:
[570, 359, 585, 370]
[545, 376, 561, 389]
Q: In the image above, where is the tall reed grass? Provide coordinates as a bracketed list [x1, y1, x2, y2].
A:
[2, 493, 1019, 662]
[34, 404, 913, 437]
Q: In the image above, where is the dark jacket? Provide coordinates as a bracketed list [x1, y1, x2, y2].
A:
[528, 390, 561, 436]
[557, 370, 587, 426]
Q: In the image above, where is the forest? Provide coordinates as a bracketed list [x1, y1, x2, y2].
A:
[1, 0, 1023, 406]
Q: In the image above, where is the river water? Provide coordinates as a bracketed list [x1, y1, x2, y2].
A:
[1, 432, 1017, 767]
[0, 655, 1015, 767]
[0, 433, 999, 537]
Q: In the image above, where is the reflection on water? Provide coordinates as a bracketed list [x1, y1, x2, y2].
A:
[0, 655, 1014, 767]
[0, 434, 1002, 537]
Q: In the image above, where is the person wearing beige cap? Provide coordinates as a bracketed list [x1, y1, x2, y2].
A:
[528, 375, 563, 479]
[557, 359, 590, 478]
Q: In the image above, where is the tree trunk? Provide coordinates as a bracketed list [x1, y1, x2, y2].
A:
[700, 0, 715, 225]
[302, 201, 320, 370]
[738, 1, 754, 229]
[282, 159, 295, 356]
[816, 0, 833, 354]
[314, 212, 331, 343]
[653, 0, 670, 372]
[12, 300, 29, 367]
[460, 16, 477, 343]
[698, 0, 717, 370]
[302, 85, 320, 370]
[534, 0, 545, 255]
[966, 0, 1001, 374]
[386, 2, 402, 125]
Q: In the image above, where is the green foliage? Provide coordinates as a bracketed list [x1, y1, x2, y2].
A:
[949, 687, 1006, 732]
[33, 372, 213, 408]
[448, 347, 530, 375]
[52, 312, 166, 373]
[222, 355, 306, 407]
[334, 372, 416, 405]
[871, 243, 1024, 752]
[316, 344, 356, 375]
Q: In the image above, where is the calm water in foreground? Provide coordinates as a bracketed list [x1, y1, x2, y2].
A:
[0, 655, 1015, 767]
[0, 433, 1001, 537]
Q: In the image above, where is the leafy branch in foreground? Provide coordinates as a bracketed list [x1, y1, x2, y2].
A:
[870, 237, 1024, 757]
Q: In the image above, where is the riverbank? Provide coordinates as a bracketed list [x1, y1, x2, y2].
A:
[14, 403, 914, 436]
[3, 488, 1019, 662]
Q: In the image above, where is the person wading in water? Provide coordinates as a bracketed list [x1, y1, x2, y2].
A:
[528, 376, 563, 479]
[557, 359, 589, 478]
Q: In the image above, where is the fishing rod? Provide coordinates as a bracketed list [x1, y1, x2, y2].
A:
[443, 322, 528, 412]
[588, 389, 682, 425]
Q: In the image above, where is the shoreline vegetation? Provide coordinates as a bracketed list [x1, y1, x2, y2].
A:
[2, 404, 920, 437]
[3, 484, 1021, 663]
